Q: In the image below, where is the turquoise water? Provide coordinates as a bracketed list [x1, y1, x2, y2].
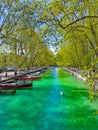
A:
[0, 67, 98, 130]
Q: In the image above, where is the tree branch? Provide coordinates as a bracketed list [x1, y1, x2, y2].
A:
[55, 15, 98, 29]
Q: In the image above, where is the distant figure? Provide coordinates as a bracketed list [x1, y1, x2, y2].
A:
[5, 72, 7, 77]
[14, 71, 17, 76]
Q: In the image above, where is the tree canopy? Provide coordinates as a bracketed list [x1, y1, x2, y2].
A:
[0, 0, 98, 86]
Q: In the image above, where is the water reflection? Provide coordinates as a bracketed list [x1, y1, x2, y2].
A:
[0, 67, 98, 130]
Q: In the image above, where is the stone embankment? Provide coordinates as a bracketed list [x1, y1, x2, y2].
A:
[63, 67, 86, 82]
[63, 67, 98, 91]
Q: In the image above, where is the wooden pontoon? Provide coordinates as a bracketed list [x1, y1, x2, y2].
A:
[0, 66, 47, 84]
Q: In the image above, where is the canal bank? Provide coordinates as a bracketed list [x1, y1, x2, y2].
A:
[0, 67, 98, 130]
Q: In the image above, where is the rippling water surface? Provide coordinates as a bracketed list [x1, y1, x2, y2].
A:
[0, 67, 98, 130]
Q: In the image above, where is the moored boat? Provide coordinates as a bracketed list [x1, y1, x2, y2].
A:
[0, 89, 16, 95]
[0, 82, 32, 89]
[18, 75, 41, 80]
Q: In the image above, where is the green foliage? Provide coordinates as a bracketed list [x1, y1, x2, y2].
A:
[0, 0, 98, 87]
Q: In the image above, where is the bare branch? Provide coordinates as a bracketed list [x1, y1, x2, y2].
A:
[55, 15, 98, 29]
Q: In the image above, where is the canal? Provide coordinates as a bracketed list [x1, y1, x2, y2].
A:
[0, 67, 98, 130]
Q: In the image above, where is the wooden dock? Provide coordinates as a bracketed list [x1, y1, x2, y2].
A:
[0, 66, 49, 83]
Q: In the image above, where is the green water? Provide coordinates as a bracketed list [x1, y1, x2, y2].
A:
[0, 67, 98, 130]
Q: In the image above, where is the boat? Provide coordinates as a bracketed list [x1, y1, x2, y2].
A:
[18, 75, 41, 80]
[0, 82, 32, 89]
[0, 89, 16, 95]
